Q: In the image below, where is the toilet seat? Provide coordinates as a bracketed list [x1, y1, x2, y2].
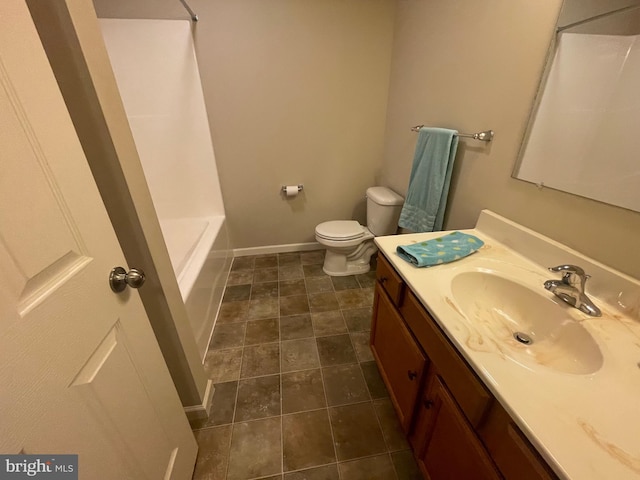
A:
[315, 220, 365, 241]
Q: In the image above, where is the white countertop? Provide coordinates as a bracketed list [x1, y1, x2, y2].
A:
[375, 210, 640, 480]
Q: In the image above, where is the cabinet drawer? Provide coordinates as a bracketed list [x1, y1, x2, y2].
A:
[376, 253, 405, 306]
[400, 290, 491, 427]
[371, 284, 426, 432]
[479, 403, 558, 480]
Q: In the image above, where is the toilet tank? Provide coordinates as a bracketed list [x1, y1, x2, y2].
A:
[366, 187, 404, 236]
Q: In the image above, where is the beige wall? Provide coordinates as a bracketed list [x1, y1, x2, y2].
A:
[380, 0, 640, 280]
[94, 0, 396, 249]
[94, 0, 640, 279]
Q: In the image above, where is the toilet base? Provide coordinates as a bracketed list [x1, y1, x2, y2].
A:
[321, 242, 378, 276]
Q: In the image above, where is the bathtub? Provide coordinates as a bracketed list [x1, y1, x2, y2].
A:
[161, 216, 230, 360]
[101, 19, 230, 362]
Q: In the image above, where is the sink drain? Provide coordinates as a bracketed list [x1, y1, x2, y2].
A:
[513, 332, 533, 345]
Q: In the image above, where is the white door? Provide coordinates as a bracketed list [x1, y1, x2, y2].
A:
[0, 2, 197, 479]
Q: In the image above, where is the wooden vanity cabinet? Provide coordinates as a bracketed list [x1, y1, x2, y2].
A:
[371, 253, 558, 480]
[412, 368, 501, 480]
[370, 283, 426, 432]
[478, 402, 557, 480]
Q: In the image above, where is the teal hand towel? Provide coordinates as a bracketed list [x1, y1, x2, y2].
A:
[398, 127, 459, 232]
[396, 231, 484, 267]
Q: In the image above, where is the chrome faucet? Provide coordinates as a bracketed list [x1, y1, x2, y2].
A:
[544, 265, 601, 317]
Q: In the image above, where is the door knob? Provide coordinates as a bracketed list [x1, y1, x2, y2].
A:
[109, 266, 146, 292]
[407, 370, 418, 380]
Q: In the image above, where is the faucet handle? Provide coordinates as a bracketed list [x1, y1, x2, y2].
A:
[548, 264, 586, 277]
[548, 265, 590, 288]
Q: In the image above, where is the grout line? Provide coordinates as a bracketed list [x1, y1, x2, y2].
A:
[278, 271, 284, 480]
[317, 352, 341, 480]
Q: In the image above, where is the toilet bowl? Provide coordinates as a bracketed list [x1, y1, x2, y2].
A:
[315, 187, 404, 276]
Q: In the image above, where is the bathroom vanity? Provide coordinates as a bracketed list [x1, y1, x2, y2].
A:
[371, 211, 640, 480]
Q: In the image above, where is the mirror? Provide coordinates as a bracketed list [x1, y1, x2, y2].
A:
[514, 0, 640, 212]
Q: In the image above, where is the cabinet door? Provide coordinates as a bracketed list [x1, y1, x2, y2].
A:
[371, 284, 427, 432]
[479, 403, 557, 480]
[415, 374, 501, 480]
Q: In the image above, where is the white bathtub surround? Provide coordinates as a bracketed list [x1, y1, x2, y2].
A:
[100, 20, 230, 364]
[375, 210, 640, 479]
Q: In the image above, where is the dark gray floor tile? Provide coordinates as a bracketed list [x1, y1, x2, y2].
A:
[191, 381, 238, 429]
[251, 281, 279, 299]
[322, 364, 370, 407]
[281, 338, 320, 372]
[235, 375, 281, 422]
[300, 250, 326, 266]
[209, 323, 247, 350]
[316, 335, 357, 366]
[223, 284, 252, 303]
[305, 276, 334, 294]
[247, 297, 279, 320]
[350, 332, 374, 362]
[279, 252, 302, 266]
[328, 402, 387, 461]
[391, 450, 422, 480]
[217, 300, 250, 324]
[254, 267, 279, 283]
[280, 314, 314, 340]
[355, 271, 377, 288]
[280, 295, 310, 316]
[374, 398, 410, 452]
[227, 270, 254, 286]
[282, 369, 326, 414]
[231, 256, 255, 271]
[280, 279, 307, 297]
[255, 254, 278, 269]
[309, 292, 340, 313]
[336, 288, 374, 309]
[241, 343, 280, 378]
[311, 310, 347, 336]
[361, 361, 389, 399]
[338, 454, 398, 480]
[193, 424, 232, 480]
[342, 308, 372, 332]
[227, 417, 281, 480]
[331, 275, 360, 291]
[204, 347, 243, 383]
[244, 318, 279, 345]
[303, 264, 328, 278]
[283, 410, 336, 471]
[284, 464, 339, 480]
[280, 265, 304, 280]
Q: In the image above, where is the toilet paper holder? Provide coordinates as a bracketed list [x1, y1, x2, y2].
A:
[281, 184, 304, 193]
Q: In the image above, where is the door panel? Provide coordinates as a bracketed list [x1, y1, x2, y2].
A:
[0, 1, 196, 478]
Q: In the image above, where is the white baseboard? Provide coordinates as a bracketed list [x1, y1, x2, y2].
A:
[184, 379, 215, 421]
[233, 242, 322, 257]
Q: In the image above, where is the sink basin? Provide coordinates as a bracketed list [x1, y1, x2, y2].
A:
[450, 271, 603, 375]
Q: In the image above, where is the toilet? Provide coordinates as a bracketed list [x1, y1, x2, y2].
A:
[315, 186, 404, 276]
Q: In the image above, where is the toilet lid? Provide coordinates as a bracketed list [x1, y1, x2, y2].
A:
[315, 220, 365, 241]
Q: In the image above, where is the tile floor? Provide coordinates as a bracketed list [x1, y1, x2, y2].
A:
[191, 251, 422, 480]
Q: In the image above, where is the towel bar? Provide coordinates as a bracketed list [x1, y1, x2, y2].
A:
[411, 125, 494, 142]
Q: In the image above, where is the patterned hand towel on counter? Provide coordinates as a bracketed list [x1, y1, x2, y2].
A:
[398, 127, 459, 233]
[396, 231, 484, 267]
